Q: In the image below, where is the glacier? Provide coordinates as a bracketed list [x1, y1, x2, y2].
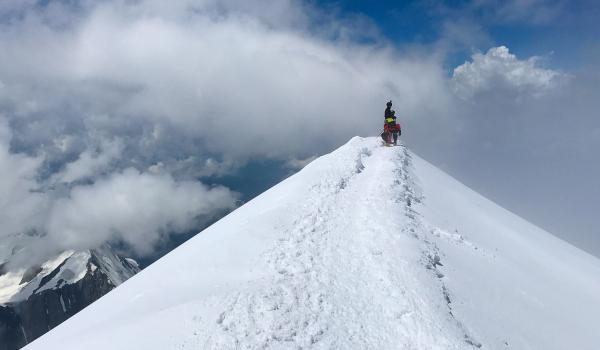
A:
[25, 137, 600, 349]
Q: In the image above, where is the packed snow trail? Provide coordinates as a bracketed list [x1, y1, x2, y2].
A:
[25, 137, 600, 350]
[203, 140, 468, 349]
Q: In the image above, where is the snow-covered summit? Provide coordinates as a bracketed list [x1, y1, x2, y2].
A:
[0, 243, 139, 349]
[0, 244, 138, 305]
[25, 137, 600, 350]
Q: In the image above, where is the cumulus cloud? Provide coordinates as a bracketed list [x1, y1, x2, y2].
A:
[0, 117, 238, 268]
[44, 168, 237, 258]
[451, 46, 567, 100]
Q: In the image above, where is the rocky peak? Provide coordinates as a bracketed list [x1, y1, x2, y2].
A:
[0, 244, 139, 350]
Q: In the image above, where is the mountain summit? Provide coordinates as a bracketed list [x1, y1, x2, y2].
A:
[0, 244, 139, 350]
[25, 137, 600, 350]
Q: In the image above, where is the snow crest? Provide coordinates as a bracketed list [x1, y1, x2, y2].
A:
[202, 138, 471, 349]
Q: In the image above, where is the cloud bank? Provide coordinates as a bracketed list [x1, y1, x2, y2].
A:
[0, 0, 449, 161]
[1, 117, 238, 268]
[46, 168, 237, 257]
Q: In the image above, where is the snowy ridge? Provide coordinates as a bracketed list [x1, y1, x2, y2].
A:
[10, 251, 89, 303]
[0, 250, 86, 304]
[25, 137, 600, 350]
[207, 140, 471, 349]
[0, 244, 138, 305]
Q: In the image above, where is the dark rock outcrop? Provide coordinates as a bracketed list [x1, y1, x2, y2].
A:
[0, 306, 23, 350]
[0, 248, 139, 350]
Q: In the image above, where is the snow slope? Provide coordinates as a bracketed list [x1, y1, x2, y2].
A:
[25, 137, 600, 350]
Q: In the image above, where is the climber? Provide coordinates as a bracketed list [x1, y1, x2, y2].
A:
[388, 110, 401, 145]
[381, 101, 401, 145]
[384, 100, 393, 119]
[381, 100, 393, 144]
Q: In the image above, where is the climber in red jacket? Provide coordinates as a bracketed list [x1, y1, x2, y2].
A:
[381, 101, 401, 145]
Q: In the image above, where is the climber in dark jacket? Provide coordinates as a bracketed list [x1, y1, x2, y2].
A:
[382, 101, 401, 145]
[382, 100, 396, 144]
[384, 100, 393, 119]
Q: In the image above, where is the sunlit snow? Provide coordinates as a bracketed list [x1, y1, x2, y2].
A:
[25, 137, 600, 350]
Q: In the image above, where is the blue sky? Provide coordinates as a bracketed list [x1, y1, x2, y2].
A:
[313, 0, 599, 69]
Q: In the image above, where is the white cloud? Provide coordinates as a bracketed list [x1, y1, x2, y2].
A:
[0, 119, 47, 240]
[0, 0, 450, 160]
[451, 46, 566, 99]
[44, 168, 238, 257]
[50, 138, 123, 184]
[0, 120, 238, 269]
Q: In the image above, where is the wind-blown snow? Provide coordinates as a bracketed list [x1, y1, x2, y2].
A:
[25, 137, 600, 350]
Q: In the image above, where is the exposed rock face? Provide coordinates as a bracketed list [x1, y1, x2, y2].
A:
[0, 247, 139, 350]
[0, 306, 22, 349]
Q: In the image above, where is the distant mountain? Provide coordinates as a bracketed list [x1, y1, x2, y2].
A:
[0, 244, 139, 350]
[24, 137, 600, 350]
